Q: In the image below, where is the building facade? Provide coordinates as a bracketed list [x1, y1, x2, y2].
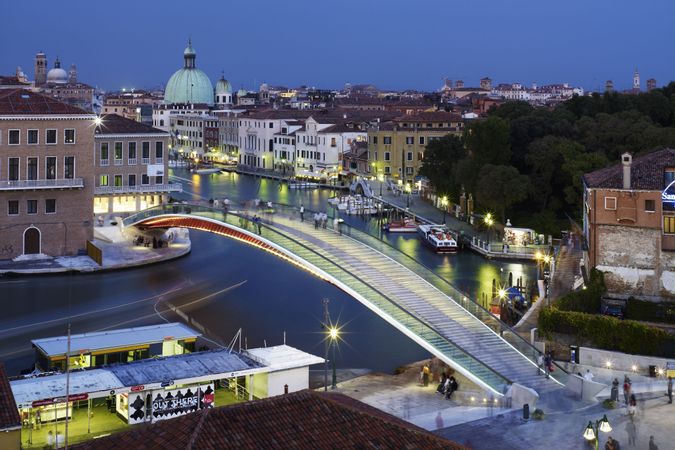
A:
[583, 149, 675, 299]
[368, 112, 464, 184]
[93, 114, 180, 214]
[0, 89, 95, 259]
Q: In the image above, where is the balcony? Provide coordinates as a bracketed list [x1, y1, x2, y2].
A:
[155, 157, 164, 164]
[128, 158, 137, 165]
[94, 183, 182, 195]
[114, 159, 123, 166]
[0, 178, 84, 191]
[142, 158, 150, 165]
[100, 159, 109, 166]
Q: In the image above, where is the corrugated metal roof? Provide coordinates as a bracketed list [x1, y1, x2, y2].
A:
[245, 345, 325, 371]
[32, 323, 201, 357]
[108, 350, 262, 386]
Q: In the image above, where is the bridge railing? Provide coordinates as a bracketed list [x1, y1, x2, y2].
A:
[266, 202, 569, 386]
[124, 203, 511, 394]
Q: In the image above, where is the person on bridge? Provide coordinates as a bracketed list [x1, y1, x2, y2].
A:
[537, 353, 544, 375]
[300, 204, 305, 222]
[668, 377, 673, 404]
[422, 364, 430, 386]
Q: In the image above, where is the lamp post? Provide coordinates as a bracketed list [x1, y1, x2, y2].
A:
[441, 196, 448, 224]
[405, 183, 411, 208]
[583, 415, 612, 450]
[329, 327, 339, 389]
[484, 213, 494, 248]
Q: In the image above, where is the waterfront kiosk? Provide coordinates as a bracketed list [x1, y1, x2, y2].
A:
[31, 323, 200, 371]
[10, 345, 323, 448]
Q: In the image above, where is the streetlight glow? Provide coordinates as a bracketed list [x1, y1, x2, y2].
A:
[329, 327, 339, 340]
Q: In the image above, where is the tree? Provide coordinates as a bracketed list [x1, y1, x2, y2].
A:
[465, 116, 512, 166]
[419, 134, 466, 198]
[475, 164, 530, 222]
[526, 137, 582, 210]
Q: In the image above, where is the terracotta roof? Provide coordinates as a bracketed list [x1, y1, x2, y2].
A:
[95, 114, 168, 135]
[71, 390, 465, 450]
[583, 148, 675, 190]
[394, 111, 463, 123]
[0, 363, 20, 430]
[0, 75, 30, 86]
[0, 89, 90, 115]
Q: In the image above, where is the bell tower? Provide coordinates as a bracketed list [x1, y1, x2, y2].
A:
[34, 52, 47, 86]
[632, 68, 640, 92]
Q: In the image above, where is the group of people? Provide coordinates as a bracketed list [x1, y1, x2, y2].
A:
[314, 212, 329, 229]
[537, 351, 555, 377]
[436, 373, 459, 399]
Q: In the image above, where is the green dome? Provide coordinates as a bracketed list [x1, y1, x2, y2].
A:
[215, 77, 232, 94]
[164, 41, 213, 105]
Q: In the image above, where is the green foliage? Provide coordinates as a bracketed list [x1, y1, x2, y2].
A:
[475, 164, 530, 222]
[419, 86, 675, 231]
[556, 269, 605, 313]
[538, 307, 674, 357]
[531, 408, 545, 420]
[602, 399, 617, 409]
[625, 297, 675, 324]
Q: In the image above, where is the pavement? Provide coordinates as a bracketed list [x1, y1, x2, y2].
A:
[0, 217, 191, 274]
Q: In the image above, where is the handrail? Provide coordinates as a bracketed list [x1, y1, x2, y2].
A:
[124, 203, 512, 393]
[266, 201, 569, 382]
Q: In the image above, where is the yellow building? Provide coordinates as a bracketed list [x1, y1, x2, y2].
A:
[368, 112, 464, 184]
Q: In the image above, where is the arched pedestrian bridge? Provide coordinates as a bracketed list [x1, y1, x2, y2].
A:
[123, 204, 566, 397]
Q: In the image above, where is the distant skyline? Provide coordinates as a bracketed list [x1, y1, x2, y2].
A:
[1, 0, 673, 93]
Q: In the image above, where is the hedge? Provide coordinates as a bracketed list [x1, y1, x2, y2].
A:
[538, 307, 675, 357]
[555, 268, 605, 314]
[626, 297, 675, 324]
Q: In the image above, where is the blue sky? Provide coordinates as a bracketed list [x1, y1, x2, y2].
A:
[1, 0, 673, 92]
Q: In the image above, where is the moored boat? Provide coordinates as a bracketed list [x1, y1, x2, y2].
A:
[383, 217, 418, 233]
[417, 224, 458, 252]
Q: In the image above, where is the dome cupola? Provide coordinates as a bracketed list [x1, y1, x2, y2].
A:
[164, 40, 214, 105]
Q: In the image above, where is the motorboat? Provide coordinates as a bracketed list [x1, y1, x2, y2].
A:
[383, 217, 418, 233]
[417, 224, 458, 252]
[288, 180, 319, 189]
[192, 167, 221, 175]
[330, 195, 378, 215]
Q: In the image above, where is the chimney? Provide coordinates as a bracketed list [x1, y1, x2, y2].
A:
[621, 153, 632, 189]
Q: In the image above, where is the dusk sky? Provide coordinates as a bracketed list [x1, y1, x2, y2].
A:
[2, 0, 673, 92]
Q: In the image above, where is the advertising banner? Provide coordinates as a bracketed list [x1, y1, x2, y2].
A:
[126, 383, 214, 424]
[147, 164, 165, 177]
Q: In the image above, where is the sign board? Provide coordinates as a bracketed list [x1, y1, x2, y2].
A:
[130, 385, 145, 392]
[126, 383, 214, 425]
[147, 164, 165, 177]
[32, 393, 88, 408]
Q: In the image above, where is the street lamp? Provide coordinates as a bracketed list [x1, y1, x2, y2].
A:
[583, 415, 612, 450]
[329, 326, 339, 389]
[484, 213, 494, 247]
[440, 196, 449, 224]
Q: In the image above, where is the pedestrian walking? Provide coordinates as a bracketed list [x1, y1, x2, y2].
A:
[611, 378, 619, 402]
[625, 421, 636, 447]
[537, 353, 544, 376]
[649, 436, 658, 450]
[605, 436, 620, 450]
[584, 369, 594, 381]
[623, 376, 632, 404]
[544, 352, 551, 379]
[300, 204, 305, 222]
[422, 364, 430, 387]
[668, 377, 673, 403]
[314, 213, 319, 229]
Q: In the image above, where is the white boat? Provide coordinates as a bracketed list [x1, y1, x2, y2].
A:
[383, 217, 418, 233]
[288, 180, 319, 189]
[192, 167, 221, 174]
[331, 195, 378, 215]
[418, 224, 458, 252]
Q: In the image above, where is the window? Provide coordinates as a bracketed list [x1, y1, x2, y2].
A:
[645, 199, 656, 212]
[27, 129, 39, 144]
[8, 130, 19, 145]
[604, 197, 617, 210]
[419, 136, 425, 145]
[372, 136, 378, 144]
[156, 175, 164, 184]
[45, 199, 56, 214]
[383, 136, 392, 145]
[330, 137, 337, 147]
[46, 129, 57, 144]
[142, 142, 150, 163]
[114, 175, 122, 187]
[100, 143, 109, 165]
[384, 166, 391, 174]
[64, 156, 74, 179]
[155, 142, 163, 162]
[100, 175, 108, 186]
[128, 174, 136, 186]
[8, 200, 18, 215]
[407, 152, 413, 161]
[406, 167, 414, 175]
[141, 174, 149, 185]
[27, 158, 38, 180]
[27, 200, 37, 215]
[8, 158, 19, 181]
[64, 129, 75, 144]
[114, 142, 123, 163]
[46, 157, 56, 179]
[665, 216, 675, 234]
[384, 152, 391, 161]
[406, 136, 414, 145]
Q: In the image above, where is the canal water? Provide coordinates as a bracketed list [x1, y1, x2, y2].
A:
[0, 169, 535, 376]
